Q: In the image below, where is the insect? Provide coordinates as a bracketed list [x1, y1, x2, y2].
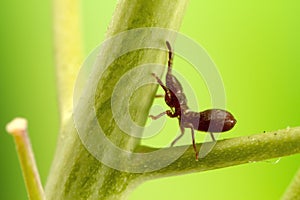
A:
[149, 41, 237, 160]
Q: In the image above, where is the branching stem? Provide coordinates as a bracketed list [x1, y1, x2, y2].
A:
[46, 0, 300, 199]
[46, 1, 190, 199]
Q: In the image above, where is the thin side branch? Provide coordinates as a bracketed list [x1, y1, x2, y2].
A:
[282, 167, 300, 200]
[138, 127, 300, 180]
[6, 118, 45, 200]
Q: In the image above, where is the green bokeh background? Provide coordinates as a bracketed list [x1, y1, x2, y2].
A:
[1, 1, 300, 199]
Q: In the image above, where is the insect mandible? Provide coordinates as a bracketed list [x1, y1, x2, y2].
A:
[149, 41, 237, 160]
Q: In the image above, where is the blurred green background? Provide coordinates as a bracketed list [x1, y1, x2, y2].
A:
[1, 0, 300, 199]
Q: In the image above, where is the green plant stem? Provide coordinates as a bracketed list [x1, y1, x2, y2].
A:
[53, 0, 83, 122]
[6, 118, 45, 200]
[137, 127, 300, 180]
[45, 1, 189, 199]
[47, 1, 300, 199]
[282, 167, 300, 200]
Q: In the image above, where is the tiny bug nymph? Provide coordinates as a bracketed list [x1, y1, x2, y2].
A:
[149, 41, 237, 160]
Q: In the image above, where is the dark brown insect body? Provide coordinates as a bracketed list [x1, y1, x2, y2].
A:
[150, 41, 237, 160]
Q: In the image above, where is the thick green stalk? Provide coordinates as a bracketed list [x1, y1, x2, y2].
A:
[282, 167, 300, 200]
[45, 1, 189, 199]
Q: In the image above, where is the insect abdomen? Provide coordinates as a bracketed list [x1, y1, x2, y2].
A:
[184, 109, 237, 132]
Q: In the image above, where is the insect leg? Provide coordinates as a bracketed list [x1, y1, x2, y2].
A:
[209, 132, 216, 141]
[170, 125, 185, 147]
[149, 110, 176, 120]
[149, 111, 167, 120]
[155, 94, 164, 98]
[186, 123, 198, 160]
